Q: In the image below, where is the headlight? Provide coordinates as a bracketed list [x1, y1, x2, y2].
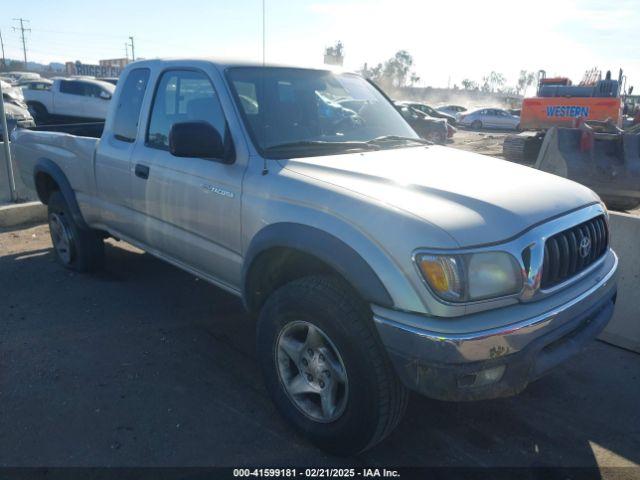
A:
[415, 251, 522, 302]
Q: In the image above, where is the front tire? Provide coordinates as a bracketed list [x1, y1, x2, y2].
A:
[471, 120, 482, 130]
[257, 275, 408, 455]
[48, 191, 104, 272]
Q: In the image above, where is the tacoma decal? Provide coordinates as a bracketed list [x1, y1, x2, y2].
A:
[201, 184, 235, 198]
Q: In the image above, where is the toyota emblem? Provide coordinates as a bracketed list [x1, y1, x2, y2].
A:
[579, 236, 592, 258]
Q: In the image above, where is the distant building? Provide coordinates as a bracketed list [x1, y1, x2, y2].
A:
[48, 63, 65, 73]
[65, 58, 130, 78]
[99, 58, 130, 69]
[323, 53, 343, 66]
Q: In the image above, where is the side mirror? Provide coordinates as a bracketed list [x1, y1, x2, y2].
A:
[169, 121, 226, 160]
[100, 91, 112, 100]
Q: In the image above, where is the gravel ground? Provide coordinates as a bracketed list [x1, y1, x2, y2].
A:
[1, 224, 639, 469]
[449, 129, 511, 159]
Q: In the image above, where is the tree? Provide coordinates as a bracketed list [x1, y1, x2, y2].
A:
[481, 71, 506, 93]
[461, 78, 478, 90]
[324, 41, 344, 66]
[516, 70, 536, 96]
[324, 41, 344, 58]
[360, 50, 420, 89]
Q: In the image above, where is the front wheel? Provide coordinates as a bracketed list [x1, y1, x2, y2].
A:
[471, 120, 482, 130]
[257, 275, 408, 455]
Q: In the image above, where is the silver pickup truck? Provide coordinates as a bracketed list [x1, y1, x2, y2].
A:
[12, 59, 618, 455]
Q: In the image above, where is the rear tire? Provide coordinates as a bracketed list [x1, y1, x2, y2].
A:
[47, 191, 104, 272]
[257, 275, 408, 455]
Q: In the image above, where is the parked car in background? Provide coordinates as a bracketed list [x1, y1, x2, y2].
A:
[99, 77, 120, 85]
[0, 98, 35, 141]
[396, 103, 450, 143]
[1, 79, 26, 102]
[396, 101, 457, 125]
[23, 78, 115, 123]
[437, 104, 467, 118]
[20, 79, 53, 92]
[4, 71, 42, 85]
[459, 108, 521, 130]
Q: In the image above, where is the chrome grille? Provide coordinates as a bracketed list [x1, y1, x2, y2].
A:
[540, 215, 608, 289]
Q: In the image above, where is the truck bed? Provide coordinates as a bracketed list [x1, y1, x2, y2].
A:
[11, 127, 100, 197]
[28, 122, 105, 138]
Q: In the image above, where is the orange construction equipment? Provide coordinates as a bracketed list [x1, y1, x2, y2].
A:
[504, 69, 625, 162]
[519, 96, 622, 131]
[503, 69, 640, 211]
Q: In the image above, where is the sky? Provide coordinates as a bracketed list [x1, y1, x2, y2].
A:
[1, 0, 639, 90]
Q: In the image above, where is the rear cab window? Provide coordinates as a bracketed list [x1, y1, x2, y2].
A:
[112, 68, 151, 142]
[59, 80, 84, 95]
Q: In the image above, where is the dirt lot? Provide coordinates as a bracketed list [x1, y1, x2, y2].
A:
[1, 224, 639, 469]
[449, 129, 511, 159]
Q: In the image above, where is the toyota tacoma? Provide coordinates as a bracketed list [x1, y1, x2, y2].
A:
[12, 59, 618, 454]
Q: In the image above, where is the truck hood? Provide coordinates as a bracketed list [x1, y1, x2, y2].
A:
[279, 145, 600, 247]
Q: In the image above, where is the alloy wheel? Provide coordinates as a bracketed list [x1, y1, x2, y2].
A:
[49, 212, 74, 265]
[275, 321, 349, 423]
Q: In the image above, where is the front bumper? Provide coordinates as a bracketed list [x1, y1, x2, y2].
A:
[373, 251, 618, 401]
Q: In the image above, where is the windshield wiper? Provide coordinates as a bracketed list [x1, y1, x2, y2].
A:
[366, 135, 432, 146]
[264, 140, 380, 152]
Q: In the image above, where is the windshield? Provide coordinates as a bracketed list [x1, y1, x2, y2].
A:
[226, 67, 420, 158]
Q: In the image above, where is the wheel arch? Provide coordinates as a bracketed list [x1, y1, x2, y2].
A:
[34, 158, 88, 229]
[242, 223, 394, 313]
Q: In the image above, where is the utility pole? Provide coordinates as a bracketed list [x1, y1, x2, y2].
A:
[128, 36, 135, 61]
[262, 0, 266, 65]
[0, 29, 6, 69]
[124, 42, 129, 61]
[12, 18, 31, 65]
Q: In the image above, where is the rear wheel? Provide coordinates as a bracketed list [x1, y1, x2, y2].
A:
[48, 191, 104, 272]
[257, 275, 408, 455]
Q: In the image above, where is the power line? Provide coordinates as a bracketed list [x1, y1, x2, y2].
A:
[27, 27, 124, 39]
[12, 18, 31, 64]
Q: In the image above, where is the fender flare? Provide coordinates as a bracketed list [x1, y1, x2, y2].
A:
[33, 158, 89, 229]
[242, 222, 393, 309]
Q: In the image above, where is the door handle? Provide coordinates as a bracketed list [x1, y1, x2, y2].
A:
[135, 164, 150, 180]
